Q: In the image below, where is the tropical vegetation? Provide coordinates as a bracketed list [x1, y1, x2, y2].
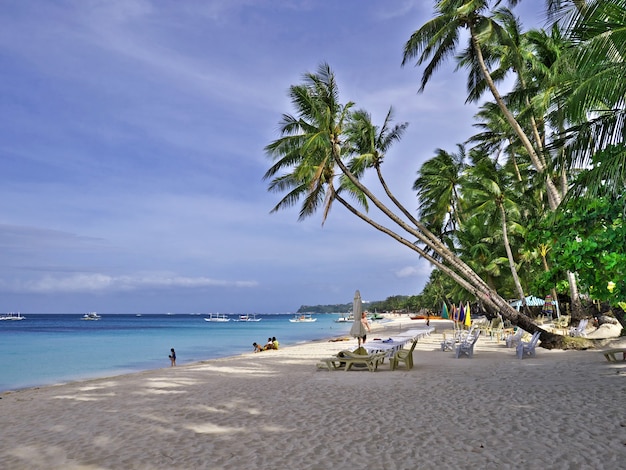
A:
[265, 0, 626, 344]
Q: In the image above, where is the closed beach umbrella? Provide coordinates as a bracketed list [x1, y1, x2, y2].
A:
[458, 302, 465, 325]
[350, 290, 366, 338]
[451, 304, 458, 323]
[464, 302, 471, 327]
[441, 302, 449, 319]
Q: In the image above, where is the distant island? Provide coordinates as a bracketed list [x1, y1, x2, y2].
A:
[296, 303, 353, 314]
[296, 295, 427, 314]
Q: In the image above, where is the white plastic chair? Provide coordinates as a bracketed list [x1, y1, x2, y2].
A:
[505, 328, 525, 348]
[569, 319, 588, 337]
[455, 330, 481, 358]
[516, 331, 541, 359]
[441, 325, 476, 351]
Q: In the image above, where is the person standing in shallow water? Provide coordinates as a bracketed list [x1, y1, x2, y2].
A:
[168, 348, 176, 366]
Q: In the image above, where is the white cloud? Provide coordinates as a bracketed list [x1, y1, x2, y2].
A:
[7, 272, 257, 294]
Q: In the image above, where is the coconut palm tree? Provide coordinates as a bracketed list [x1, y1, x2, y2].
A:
[263, 63, 354, 223]
[462, 151, 529, 310]
[402, 0, 563, 209]
[264, 62, 548, 336]
[557, 0, 626, 199]
[413, 144, 467, 242]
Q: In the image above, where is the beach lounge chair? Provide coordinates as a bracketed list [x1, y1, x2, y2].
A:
[390, 338, 418, 371]
[318, 350, 386, 372]
[516, 331, 541, 359]
[455, 330, 481, 358]
[569, 319, 589, 337]
[504, 328, 525, 348]
[602, 348, 626, 362]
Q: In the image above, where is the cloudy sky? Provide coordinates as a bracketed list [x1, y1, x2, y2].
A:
[0, 0, 544, 314]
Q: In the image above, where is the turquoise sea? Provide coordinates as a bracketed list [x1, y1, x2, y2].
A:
[0, 313, 354, 392]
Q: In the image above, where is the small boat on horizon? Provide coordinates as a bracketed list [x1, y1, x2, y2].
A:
[234, 314, 261, 322]
[81, 312, 101, 320]
[289, 314, 317, 323]
[0, 312, 26, 321]
[204, 313, 231, 322]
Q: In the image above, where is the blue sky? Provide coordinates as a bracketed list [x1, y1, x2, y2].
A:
[0, 1, 544, 314]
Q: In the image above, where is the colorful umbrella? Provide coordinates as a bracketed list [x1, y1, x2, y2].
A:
[464, 302, 471, 327]
[458, 302, 465, 325]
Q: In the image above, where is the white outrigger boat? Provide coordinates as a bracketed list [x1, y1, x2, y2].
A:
[81, 312, 101, 320]
[204, 313, 231, 322]
[0, 312, 26, 320]
[289, 314, 317, 323]
[234, 314, 262, 322]
[335, 312, 353, 323]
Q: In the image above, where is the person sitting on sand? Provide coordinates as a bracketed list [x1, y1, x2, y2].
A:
[264, 337, 274, 350]
[272, 336, 279, 349]
[253, 342, 263, 353]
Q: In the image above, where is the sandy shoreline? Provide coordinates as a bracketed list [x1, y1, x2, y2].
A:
[2, 319, 625, 469]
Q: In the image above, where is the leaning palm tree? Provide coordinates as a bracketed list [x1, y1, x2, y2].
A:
[263, 63, 355, 223]
[402, 0, 563, 209]
[265, 63, 554, 339]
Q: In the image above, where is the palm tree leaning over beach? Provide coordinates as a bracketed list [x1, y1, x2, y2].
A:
[264, 63, 550, 339]
[263, 63, 354, 223]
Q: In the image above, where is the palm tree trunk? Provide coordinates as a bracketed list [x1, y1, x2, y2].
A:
[332, 149, 553, 338]
[499, 203, 527, 312]
[540, 248, 560, 315]
[468, 25, 563, 210]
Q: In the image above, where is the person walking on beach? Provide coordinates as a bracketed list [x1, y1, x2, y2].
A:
[168, 348, 176, 367]
[350, 311, 371, 348]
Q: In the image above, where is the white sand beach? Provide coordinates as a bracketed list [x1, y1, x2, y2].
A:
[1, 319, 625, 469]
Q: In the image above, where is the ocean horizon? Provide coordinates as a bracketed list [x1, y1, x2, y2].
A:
[0, 312, 358, 393]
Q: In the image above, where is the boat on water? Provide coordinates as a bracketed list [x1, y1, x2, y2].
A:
[234, 314, 261, 322]
[0, 312, 26, 320]
[204, 313, 231, 322]
[81, 312, 101, 320]
[289, 314, 317, 323]
[335, 313, 354, 323]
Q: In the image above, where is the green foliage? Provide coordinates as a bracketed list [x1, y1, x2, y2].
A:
[297, 295, 418, 314]
[529, 195, 625, 305]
